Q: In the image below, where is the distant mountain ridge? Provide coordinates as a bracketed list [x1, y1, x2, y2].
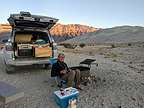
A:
[0, 24, 11, 33]
[0, 23, 97, 42]
[50, 23, 97, 36]
[50, 23, 97, 42]
[63, 25, 144, 45]
[0, 23, 97, 36]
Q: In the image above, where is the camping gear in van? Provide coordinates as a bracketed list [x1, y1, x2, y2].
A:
[34, 45, 52, 57]
[15, 34, 32, 43]
[17, 44, 33, 57]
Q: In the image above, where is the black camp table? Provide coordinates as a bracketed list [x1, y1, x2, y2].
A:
[70, 58, 98, 70]
[79, 59, 98, 68]
[70, 59, 98, 79]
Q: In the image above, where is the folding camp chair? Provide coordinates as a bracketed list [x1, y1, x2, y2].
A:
[50, 58, 67, 88]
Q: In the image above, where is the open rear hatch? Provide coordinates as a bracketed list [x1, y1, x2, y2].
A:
[8, 11, 58, 29]
[7, 12, 58, 59]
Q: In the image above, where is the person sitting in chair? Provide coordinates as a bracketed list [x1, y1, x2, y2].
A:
[51, 53, 82, 90]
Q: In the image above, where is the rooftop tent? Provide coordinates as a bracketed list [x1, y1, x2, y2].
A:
[8, 11, 59, 29]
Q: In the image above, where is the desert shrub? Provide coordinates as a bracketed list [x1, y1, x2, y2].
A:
[128, 43, 132, 46]
[111, 44, 116, 48]
[79, 43, 86, 48]
[113, 59, 117, 62]
[129, 61, 132, 64]
[89, 51, 93, 55]
[110, 53, 118, 58]
[99, 52, 104, 55]
[104, 52, 118, 58]
[63, 43, 77, 49]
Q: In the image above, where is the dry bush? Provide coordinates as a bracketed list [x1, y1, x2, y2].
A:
[113, 59, 117, 62]
[104, 52, 118, 58]
[79, 43, 86, 48]
[128, 43, 132, 46]
[99, 52, 104, 55]
[89, 51, 95, 56]
[63, 43, 77, 49]
[111, 44, 116, 48]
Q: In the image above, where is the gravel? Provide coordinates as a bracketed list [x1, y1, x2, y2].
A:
[0, 44, 144, 108]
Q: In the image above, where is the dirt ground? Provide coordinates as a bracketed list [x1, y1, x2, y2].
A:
[0, 43, 144, 108]
[59, 43, 144, 108]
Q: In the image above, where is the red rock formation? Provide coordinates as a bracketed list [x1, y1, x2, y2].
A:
[0, 24, 11, 33]
[0, 23, 97, 37]
[50, 23, 97, 36]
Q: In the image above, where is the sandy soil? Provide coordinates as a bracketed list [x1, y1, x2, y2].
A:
[0, 43, 144, 108]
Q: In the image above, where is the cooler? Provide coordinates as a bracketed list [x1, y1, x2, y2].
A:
[53, 87, 79, 108]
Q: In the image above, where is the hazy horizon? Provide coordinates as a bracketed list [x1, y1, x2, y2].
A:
[0, 0, 144, 28]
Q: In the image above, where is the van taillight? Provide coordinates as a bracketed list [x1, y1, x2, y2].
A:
[6, 45, 13, 51]
[53, 43, 57, 50]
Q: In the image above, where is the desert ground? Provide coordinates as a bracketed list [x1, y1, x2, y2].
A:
[0, 42, 144, 108]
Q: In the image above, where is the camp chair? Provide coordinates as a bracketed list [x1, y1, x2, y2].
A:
[50, 58, 67, 88]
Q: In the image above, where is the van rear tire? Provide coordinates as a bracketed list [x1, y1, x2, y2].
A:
[42, 64, 51, 69]
[5, 65, 15, 74]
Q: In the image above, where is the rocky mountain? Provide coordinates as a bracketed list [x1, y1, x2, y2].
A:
[0, 23, 97, 42]
[63, 26, 144, 45]
[50, 23, 96, 36]
[0, 24, 11, 33]
[50, 23, 97, 42]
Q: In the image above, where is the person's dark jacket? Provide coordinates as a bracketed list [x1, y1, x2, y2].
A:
[51, 61, 70, 77]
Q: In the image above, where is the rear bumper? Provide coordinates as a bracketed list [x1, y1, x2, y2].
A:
[5, 58, 55, 66]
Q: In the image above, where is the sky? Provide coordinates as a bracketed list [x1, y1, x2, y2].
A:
[0, 0, 144, 28]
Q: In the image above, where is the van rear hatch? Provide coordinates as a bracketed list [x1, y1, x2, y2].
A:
[8, 11, 58, 29]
